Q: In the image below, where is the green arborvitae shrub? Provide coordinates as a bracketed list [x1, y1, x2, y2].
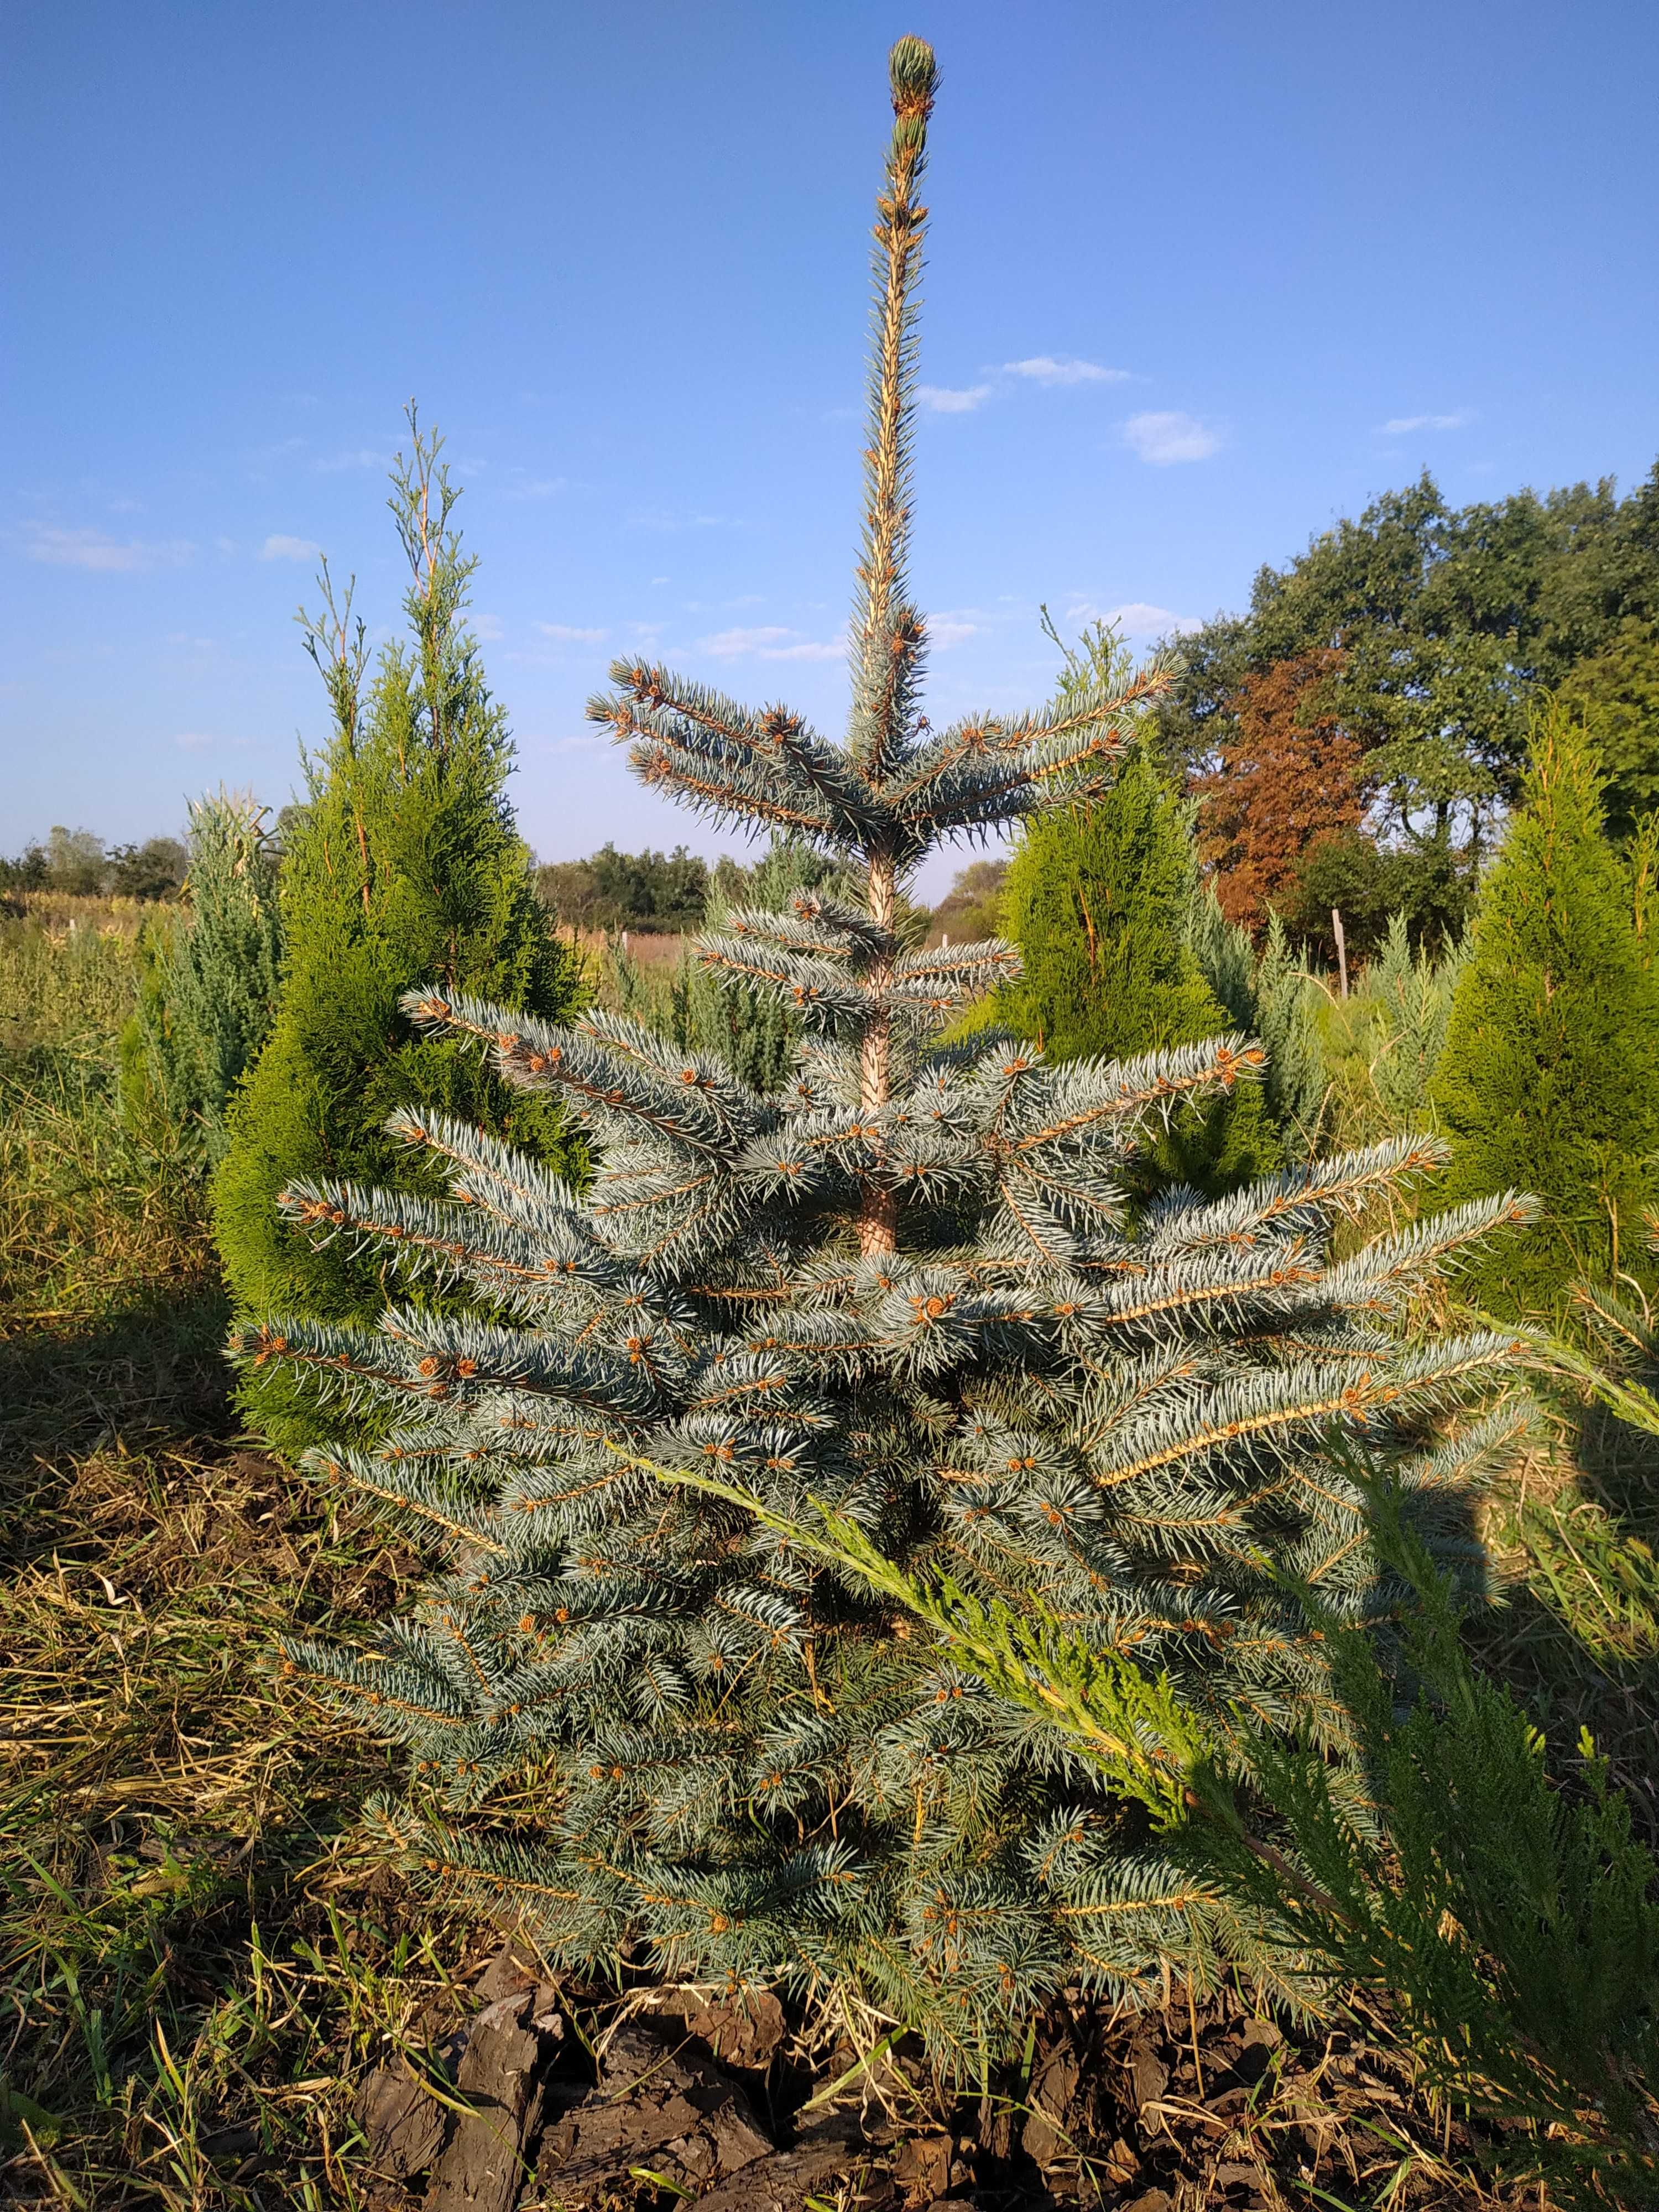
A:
[1431, 703, 1659, 1319]
[238, 44, 1526, 2064]
[1632, 810, 1659, 972]
[1000, 756, 1220, 1060]
[119, 792, 284, 1160]
[215, 414, 584, 1453]
[999, 632, 1281, 1192]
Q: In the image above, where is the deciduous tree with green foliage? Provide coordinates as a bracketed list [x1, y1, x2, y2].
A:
[105, 836, 187, 902]
[536, 841, 709, 935]
[926, 857, 1007, 946]
[1557, 619, 1659, 842]
[1431, 703, 1659, 1318]
[214, 413, 583, 1453]
[1159, 462, 1659, 900]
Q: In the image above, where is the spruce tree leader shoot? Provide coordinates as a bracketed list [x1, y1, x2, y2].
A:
[239, 42, 1530, 2061]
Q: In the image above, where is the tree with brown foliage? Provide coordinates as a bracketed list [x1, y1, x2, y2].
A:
[1197, 650, 1365, 933]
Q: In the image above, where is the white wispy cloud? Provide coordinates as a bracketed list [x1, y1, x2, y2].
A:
[625, 509, 743, 531]
[503, 476, 568, 501]
[929, 618, 980, 647]
[27, 526, 194, 572]
[697, 625, 790, 658]
[1123, 412, 1222, 465]
[173, 731, 252, 752]
[258, 533, 320, 561]
[536, 622, 608, 643]
[1066, 599, 1198, 639]
[312, 447, 392, 474]
[918, 384, 992, 414]
[698, 625, 845, 662]
[1003, 356, 1130, 386]
[1378, 411, 1471, 435]
[474, 614, 505, 641]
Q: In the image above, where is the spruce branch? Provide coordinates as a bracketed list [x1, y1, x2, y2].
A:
[846, 36, 938, 792]
[622, 1443, 1659, 2201]
[609, 1446, 1208, 1826]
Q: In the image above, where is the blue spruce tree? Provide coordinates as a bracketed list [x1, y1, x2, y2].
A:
[241, 40, 1527, 2063]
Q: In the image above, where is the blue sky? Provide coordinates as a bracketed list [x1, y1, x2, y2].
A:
[4, 0, 1656, 899]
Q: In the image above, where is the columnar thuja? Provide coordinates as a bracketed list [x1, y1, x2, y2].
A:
[241, 39, 1525, 2060]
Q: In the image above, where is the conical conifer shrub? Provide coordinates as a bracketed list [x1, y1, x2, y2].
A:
[241, 41, 1526, 2060]
[120, 791, 284, 1161]
[1431, 702, 1659, 1319]
[215, 416, 584, 1452]
[998, 625, 1282, 1192]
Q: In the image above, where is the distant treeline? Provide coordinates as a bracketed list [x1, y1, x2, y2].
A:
[4, 826, 792, 941]
[4, 824, 727, 941]
[1, 825, 188, 902]
[535, 842, 709, 935]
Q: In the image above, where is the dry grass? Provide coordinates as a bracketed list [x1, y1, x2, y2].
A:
[1, 1443, 452, 2205]
[0, 891, 155, 941]
[551, 925, 686, 969]
[1472, 1423, 1659, 1842]
[1, 920, 1656, 2208]
[0, 921, 498, 2208]
[0, 915, 142, 1060]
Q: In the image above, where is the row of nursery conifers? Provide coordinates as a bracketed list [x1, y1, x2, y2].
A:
[43, 38, 1659, 2209]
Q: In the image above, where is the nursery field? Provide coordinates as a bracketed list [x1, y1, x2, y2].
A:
[8, 0, 1659, 2194]
[3, 906, 1658, 2212]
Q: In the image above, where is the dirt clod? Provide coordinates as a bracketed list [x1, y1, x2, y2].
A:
[674, 1986, 789, 2071]
[425, 1989, 554, 2212]
[356, 2064, 448, 2181]
[536, 2021, 773, 2206]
